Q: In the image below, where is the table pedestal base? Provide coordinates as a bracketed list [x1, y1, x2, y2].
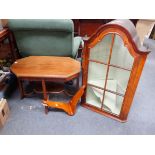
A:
[43, 85, 85, 115]
[17, 77, 80, 114]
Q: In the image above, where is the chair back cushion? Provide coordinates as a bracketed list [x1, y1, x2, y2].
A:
[8, 19, 74, 57]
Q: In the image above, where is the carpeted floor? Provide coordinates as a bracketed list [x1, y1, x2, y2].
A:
[0, 49, 155, 135]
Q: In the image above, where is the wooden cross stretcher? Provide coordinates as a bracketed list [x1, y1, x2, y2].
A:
[43, 85, 85, 115]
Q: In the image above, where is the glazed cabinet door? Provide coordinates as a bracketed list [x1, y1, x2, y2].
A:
[85, 33, 134, 116]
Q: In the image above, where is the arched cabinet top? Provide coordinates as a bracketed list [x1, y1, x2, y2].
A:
[85, 19, 150, 56]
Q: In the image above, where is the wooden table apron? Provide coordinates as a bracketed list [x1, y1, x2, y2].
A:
[16, 74, 80, 100]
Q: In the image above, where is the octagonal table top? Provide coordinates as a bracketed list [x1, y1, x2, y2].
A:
[10, 56, 81, 80]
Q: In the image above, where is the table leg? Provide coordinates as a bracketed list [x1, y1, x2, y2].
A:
[18, 79, 25, 99]
[76, 76, 79, 90]
[42, 80, 48, 114]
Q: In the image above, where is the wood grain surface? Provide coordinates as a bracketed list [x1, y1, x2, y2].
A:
[11, 56, 81, 79]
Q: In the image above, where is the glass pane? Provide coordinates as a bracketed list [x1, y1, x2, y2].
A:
[89, 34, 112, 63]
[86, 85, 103, 109]
[87, 62, 107, 88]
[110, 34, 134, 70]
[106, 66, 131, 95]
[103, 91, 124, 115]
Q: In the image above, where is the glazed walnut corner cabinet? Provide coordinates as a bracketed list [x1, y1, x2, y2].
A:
[81, 19, 150, 122]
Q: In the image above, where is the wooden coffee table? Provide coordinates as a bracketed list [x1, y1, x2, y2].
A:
[10, 56, 81, 113]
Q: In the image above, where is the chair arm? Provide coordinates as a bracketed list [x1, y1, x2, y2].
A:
[72, 36, 84, 58]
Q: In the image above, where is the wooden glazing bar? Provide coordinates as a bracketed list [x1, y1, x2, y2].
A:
[101, 34, 116, 109]
[89, 59, 131, 71]
[87, 83, 124, 97]
[89, 59, 107, 65]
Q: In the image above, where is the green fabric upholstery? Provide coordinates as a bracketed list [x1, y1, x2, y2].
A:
[12, 31, 73, 57]
[8, 19, 73, 32]
[8, 19, 82, 57]
[73, 36, 84, 58]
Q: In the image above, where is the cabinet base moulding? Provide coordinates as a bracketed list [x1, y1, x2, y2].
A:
[81, 103, 127, 123]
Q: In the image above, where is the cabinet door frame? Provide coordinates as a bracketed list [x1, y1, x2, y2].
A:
[81, 23, 149, 122]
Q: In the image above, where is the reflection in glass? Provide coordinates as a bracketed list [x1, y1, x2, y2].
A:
[110, 35, 134, 69]
[106, 66, 132, 95]
[103, 91, 124, 115]
[86, 85, 103, 109]
[87, 62, 107, 88]
[89, 34, 112, 63]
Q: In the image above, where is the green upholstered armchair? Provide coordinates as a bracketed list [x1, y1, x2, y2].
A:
[8, 19, 83, 58]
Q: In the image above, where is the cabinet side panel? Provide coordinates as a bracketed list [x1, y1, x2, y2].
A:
[120, 54, 148, 121]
